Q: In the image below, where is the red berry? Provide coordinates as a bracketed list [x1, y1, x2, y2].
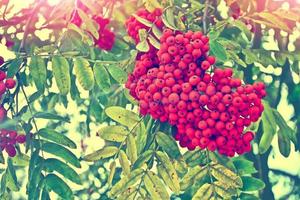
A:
[5, 78, 16, 89]
[5, 145, 16, 157]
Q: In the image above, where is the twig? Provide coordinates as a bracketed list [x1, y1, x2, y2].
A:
[202, 0, 210, 34]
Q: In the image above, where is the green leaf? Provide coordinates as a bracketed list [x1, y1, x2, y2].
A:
[44, 158, 81, 185]
[214, 181, 237, 198]
[6, 159, 19, 191]
[40, 142, 81, 168]
[156, 131, 181, 159]
[132, 150, 153, 170]
[136, 40, 150, 52]
[108, 161, 117, 186]
[44, 174, 73, 199]
[108, 168, 144, 198]
[7, 58, 22, 78]
[98, 125, 129, 142]
[162, 7, 177, 30]
[144, 0, 162, 12]
[144, 171, 169, 200]
[231, 20, 252, 40]
[78, 9, 99, 39]
[34, 112, 70, 123]
[29, 56, 47, 90]
[211, 164, 243, 188]
[93, 63, 111, 92]
[73, 57, 95, 90]
[239, 193, 260, 200]
[156, 151, 180, 194]
[83, 146, 118, 162]
[132, 14, 153, 27]
[148, 34, 160, 49]
[152, 25, 162, 39]
[39, 128, 76, 149]
[11, 153, 29, 167]
[241, 176, 265, 192]
[105, 106, 140, 128]
[243, 49, 258, 65]
[181, 165, 208, 190]
[210, 40, 227, 62]
[255, 12, 291, 32]
[232, 158, 257, 175]
[126, 134, 137, 163]
[107, 65, 128, 83]
[183, 148, 206, 167]
[119, 150, 131, 176]
[51, 56, 71, 95]
[192, 183, 214, 200]
[278, 128, 291, 157]
[227, 50, 247, 68]
[259, 101, 277, 154]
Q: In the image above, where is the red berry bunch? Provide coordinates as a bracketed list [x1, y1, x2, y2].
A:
[70, 1, 115, 51]
[125, 16, 266, 156]
[0, 129, 26, 157]
[125, 8, 163, 43]
[0, 70, 17, 97]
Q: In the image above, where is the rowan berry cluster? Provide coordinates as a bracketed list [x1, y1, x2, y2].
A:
[0, 68, 24, 157]
[125, 9, 266, 156]
[125, 8, 163, 43]
[70, 0, 115, 50]
[0, 129, 26, 157]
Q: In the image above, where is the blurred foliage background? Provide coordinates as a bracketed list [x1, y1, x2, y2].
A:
[0, 0, 300, 199]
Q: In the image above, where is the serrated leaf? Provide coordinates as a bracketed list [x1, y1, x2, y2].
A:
[278, 128, 291, 157]
[39, 128, 76, 149]
[34, 112, 70, 123]
[132, 150, 153, 170]
[107, 65, 128, 83]
[152, 25, 162, 39]
[241, 176, 265, 191]
[243, 49, 258, 64]
[162, 7, 177, 30]
[148, 34, 160, 49]
[126, 134, 137, 163]
[119, 150, 131, 176]
[83, 146, 118, 162]
[183, 148, 206, 167]
[93, 63, 111, 92]
[51, 56, 71, 95]
[259, 101, 277, 154]
[29, 56, 47, 90]
[155, 151, 180, 194]
[144, 171, 169, 200]
[232, 158, 257, 175]
[255, 12, 291, 32]
[6, 159, 19, 191]
[7, 58, 22, 78]
[44, 158, 81, 185]
[211, 164, 243, 188]
[210, 40, 227, 62]
[192, 183, 214, 200]
[108, 168, 144, 198]
[156, 132, 181, 159]
[231, 20, 252, 40]
[11, 153, 29, 167]
[40, 142, 81, 168]
[105, 106, 140, 128]
[73, 57, 94, 90]
[108, 161, 117, 186]
[133, 14, 153, 27]
[78, 9, 99, 39]
[144, 0, 162, 12]
[214, 181, 237, 198]
[98, 126, 129, 142]
[136, 40, 150, 52]
[227, 50, 247, 67]
[44, 174, 73, 199]
[181, 165, 208, 190]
